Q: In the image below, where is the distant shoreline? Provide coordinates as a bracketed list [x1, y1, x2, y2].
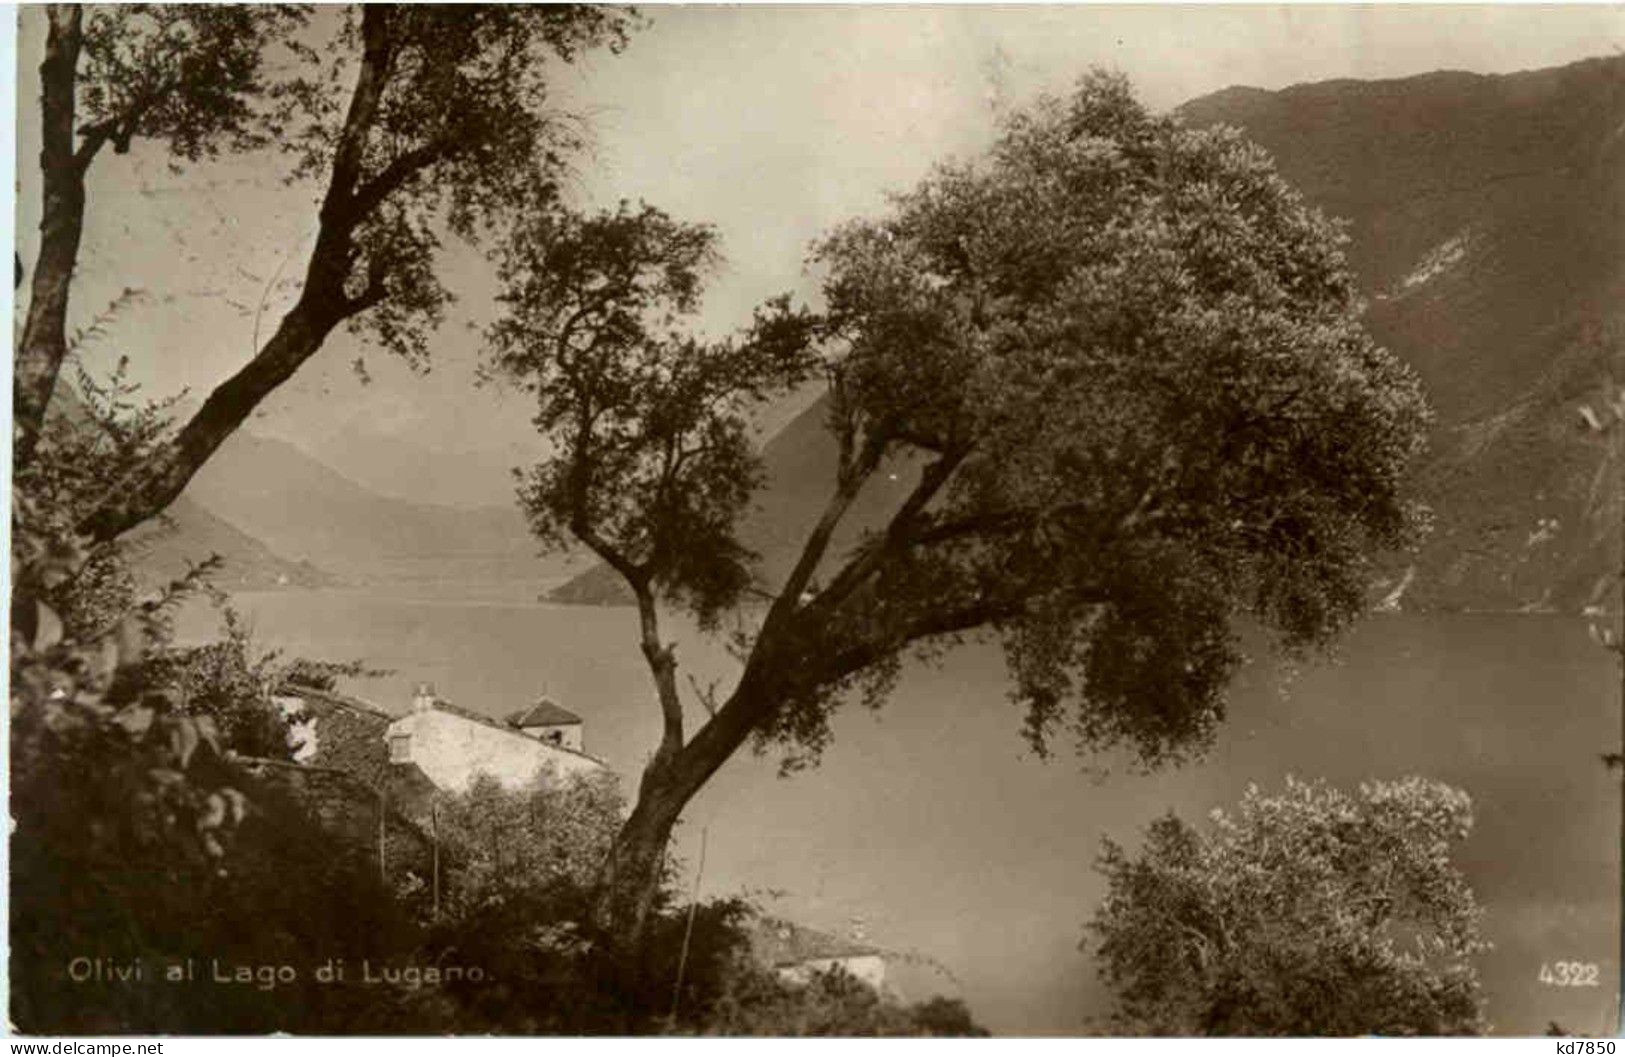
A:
[214, 584, 1613, 620]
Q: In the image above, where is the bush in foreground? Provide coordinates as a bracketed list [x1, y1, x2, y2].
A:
[1085, 775, 1487, 1036]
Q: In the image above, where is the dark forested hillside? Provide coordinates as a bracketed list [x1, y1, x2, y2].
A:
[1181, 55, 1625, 611]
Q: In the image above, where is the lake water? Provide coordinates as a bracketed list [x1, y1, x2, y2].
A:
[179, 590, 1621, 1036]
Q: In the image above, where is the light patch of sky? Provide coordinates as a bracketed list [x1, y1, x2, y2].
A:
[14, 5, 1624, 502]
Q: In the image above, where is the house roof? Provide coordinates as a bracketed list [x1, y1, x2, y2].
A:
[276, 682, 394, 721]
[745, 916, 881, 969]
[504, 697, 582, 729]
[427, 695, 507, 729]
[274, 684, 395, 788]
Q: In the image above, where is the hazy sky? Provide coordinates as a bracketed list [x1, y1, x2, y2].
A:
[15, 4, 1625, 504]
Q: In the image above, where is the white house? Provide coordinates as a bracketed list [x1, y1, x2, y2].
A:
[746, 917, 892, 995]
[385, 683, 606, 792]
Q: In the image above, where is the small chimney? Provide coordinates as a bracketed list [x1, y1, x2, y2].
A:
[412, 682, 436, 713]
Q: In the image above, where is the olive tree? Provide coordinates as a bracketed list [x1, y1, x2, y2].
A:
[1084, 776, 1487, 1036]
[486, 72, 1431, 945]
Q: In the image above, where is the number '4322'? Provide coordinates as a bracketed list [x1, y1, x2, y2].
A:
[1538, 962, 1600, 987]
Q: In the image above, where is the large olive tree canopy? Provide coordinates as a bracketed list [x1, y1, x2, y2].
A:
[776, 70, 1430, 766]
[489, 71, 1430, 937]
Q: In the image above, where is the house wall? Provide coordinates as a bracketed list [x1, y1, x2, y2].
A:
[389, 710, 602, 791]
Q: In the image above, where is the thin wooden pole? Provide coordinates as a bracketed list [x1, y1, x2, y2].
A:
[1605, 395, 1618, 1027]
[378, 786, 388, 884]
[431, 798, 441, 921]
[670, 827, 708, 1024]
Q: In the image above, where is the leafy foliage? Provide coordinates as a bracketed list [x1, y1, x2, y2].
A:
[489, 201, 823, 626]
[435, 769, 630, 917]
[74, 5, 311, 161]
[265, 5, 639, 369]
[400, 769, 663, 1032]
[1084, 775, 1488, 1036]
[9, 514, 249, 1031]
[14, 346, 178, 639]
[114, 593, 389, 760]
[11, 658, 428, 1033]
[789, 70, 1431, 768]
[10, 540, 413, 1033]
[13, 509, 418, 1032]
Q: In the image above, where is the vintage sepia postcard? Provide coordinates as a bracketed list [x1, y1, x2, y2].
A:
[9, 3, 1623, 1039]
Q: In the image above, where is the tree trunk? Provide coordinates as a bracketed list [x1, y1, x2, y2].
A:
[595, 668, 776, 950]
[596, 771, 686, 948]
[16, 5, 87, 469]
[593, 587, 695, 946]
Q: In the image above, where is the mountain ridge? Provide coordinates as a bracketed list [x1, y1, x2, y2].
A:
[1179, 52, 1625, 611]
[128, 428, 578, 598]
[124, 494, 334, 593]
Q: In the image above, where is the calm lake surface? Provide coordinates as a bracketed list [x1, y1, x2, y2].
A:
[180, 590, 1620, 1035]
